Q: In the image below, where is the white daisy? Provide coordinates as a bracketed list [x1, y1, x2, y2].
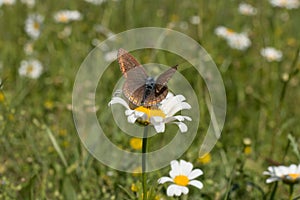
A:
[18, 59, 43, 79]
[214, 26, 236, 40]
[263, 164, 300, 184]
[23, 41, 34, 55]
[238, 3, 257, 16]
[189, 15, 201, 25]
[84, 0, 106, 5]
[57, 26, 72, 39]
[25, 14, 44, 40]
[158, 160, 203, 197]
[104, 50, 118, 62]
[20, 0, 35, 8]
[226, 33, 251, 51]
[53, 10, 82, 23]
[179, 21, 188, 30]
[269, 0, 300, 9]
[108, 92, 192, 133]
[0, 0, 16, 6]
[260, 47, 283, 62]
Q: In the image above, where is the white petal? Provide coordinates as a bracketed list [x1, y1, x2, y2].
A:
[263, 171, 271, 175]
[150, 116, 164, 123]
[161, 95, 191, 117]
[158, 177, 174, 184]
[188, 169, 203, 180]
[266, 177, 280, 183]
[173, 122, 188, 133]
[170, 160, 180, 178]
[165, 115, 192, 123]
[134, 111, 146, 118]
[125, 109, 134, 116]
[277, 166, 288, 176]
[180, 160, 193, 176]
[150, 117, 165, 133]
[153, 123, 165, 133]
[127, 114, 137, 123]
[166, 102, 192, 117]
[289, 164, 298, 173]
[108, 97, 130, 109]
[181, 186, 189, 195]
[166, 185, 188, 197]
[297, 164, 300, 173]
[160, 95, 185, 111]
[188, 180, 203, 189]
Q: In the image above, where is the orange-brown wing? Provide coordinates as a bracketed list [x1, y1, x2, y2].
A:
[122, 67, 148, 106]
[155, 65, 177, 95]
[142, 88, 169, 107]
[142, 66, 177, 107]
[117, 48, 147, 78]
[118, 48, 148, 107]
[123, 82, 146, 107]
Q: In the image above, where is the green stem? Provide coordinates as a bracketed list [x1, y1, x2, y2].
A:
[142, 126, 148, 200]
[269, 182, 278, 200]
[289, 184, 294, 200]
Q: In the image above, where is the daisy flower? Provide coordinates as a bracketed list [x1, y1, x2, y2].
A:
[226, 33, 251, 51]
[104, 50, 118, 62]
[0, 0, 16, 6]
[214, 26, 235, 40]
[269, 0, 300, 9]
[189, 15, 201, 25]
[18, 59, 43, 79]
[158, 160, 203, 197]
[25, 14, 44, 40]
[215, 26, 251, 50]
[84, 0, 106, 5]
[53, 10, 82, 23]
[20, 0, 35, 8]
[108, 92, 192, 133]
[238, 3, 257, 16]
[57, 26, 72, 39]
[263, 164, 300, 184]
[23, 41, 34, 55]
[260, 47, 283, 62]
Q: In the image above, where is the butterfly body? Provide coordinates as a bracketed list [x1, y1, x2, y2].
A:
[118, 48, 177, 108]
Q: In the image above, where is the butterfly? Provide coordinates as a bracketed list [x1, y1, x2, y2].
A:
[117, 48, 177, 108]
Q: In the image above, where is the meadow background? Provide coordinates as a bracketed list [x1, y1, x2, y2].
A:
[0, 0, 300, 199]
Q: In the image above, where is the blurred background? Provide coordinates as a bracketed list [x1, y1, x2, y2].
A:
[0, 0, 300, 199]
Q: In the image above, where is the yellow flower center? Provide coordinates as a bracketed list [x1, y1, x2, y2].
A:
[174, 175, 189, 186]
[129, 138, 142, 150]
[243, 146, 252, 155]
[33, 22, 40, 30]
[26, 65, 34, 74]
[134, 106, 166, 125]
[58, 14, 68, 23]
[0, 92, 5, 103]
[226, 28, 235, 35]
[287, 173, 300, 180]
[198, 153, 211, 164]
[44, 100, 54, 110]
[130, 183, 138, 192]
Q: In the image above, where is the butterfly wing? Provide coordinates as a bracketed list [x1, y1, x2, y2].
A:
[122, 67, 148, 106]
[118, 48, 147, 78]
[118, 48, 148, 107]
[155, 65, 178, 95]
[142, 65, 178, 107]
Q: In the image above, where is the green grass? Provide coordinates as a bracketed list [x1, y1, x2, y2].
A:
[1, 0, 300, 199]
